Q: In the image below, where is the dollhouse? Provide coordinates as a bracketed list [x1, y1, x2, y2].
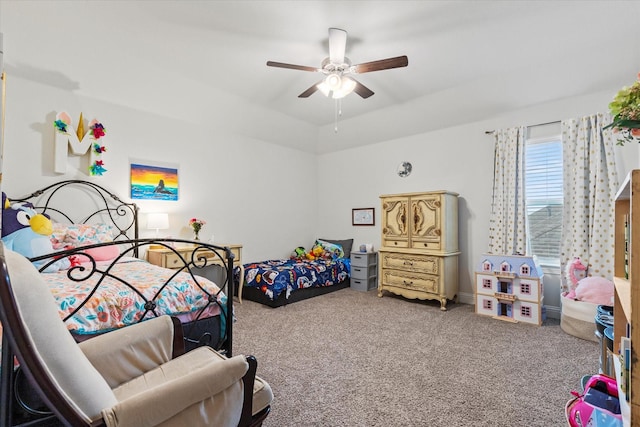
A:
[475, 254, 545, 325]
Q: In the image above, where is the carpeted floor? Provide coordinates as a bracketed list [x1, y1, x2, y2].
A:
[233, 287, 600, 427]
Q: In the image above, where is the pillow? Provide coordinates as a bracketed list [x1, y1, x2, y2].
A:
[315, 239, 344, 259]
[318, 238, 353, 258]
[52, 223, 119, 263]
[52, 223, 115, 248]
[77, 245, 120, 262]
[50, 224, 68, 250]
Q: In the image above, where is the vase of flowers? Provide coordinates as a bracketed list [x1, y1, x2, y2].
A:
[604, 72, 640, 145]
[189, 218, 206, 241]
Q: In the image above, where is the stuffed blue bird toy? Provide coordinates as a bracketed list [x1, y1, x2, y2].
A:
[1, 192, 70, 272]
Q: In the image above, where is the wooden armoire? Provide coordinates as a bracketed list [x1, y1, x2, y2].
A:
[378, 191, 460, 310]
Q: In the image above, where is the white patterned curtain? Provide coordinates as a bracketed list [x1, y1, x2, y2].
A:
[560, 113, 619, 291]
[488, 126, 527, 255]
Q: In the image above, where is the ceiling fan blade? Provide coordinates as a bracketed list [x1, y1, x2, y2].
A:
[328, 28, 347, 64]
[353, 79, 374, 99]
[298, 82, 323, 98]
[266, 61, 319, 72]
[354, 55, 408, 73]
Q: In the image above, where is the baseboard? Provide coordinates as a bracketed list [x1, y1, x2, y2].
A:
[460, 292, 562, 320]
[457, 292, 475, 305]
[544, 304, 561, 319]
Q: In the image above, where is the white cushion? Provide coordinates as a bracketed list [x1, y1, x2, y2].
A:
[6, 249, 117, 422]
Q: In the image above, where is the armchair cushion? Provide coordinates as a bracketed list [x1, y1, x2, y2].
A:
[252, 376, 273, 418]
[103, 350, 248, 427]
[79, 316, 176, 388]
[197, 340, 274, 417]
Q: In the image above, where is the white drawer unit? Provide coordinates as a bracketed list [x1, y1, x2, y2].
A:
[350, 251, 378, 291]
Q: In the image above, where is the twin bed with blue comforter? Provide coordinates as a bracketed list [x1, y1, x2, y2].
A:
[241, 238, 354, 307]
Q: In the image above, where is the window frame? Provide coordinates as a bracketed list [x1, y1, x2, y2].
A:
[524, 134, 563, 270]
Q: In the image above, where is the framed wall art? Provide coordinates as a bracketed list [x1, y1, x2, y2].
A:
[352, 208, 375, 226]
[130, 162, 179, 201]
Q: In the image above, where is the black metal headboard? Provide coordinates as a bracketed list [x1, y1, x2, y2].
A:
[9, 180, 139, 254]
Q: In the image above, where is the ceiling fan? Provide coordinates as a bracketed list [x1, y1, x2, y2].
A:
[266, 28, 408, 100]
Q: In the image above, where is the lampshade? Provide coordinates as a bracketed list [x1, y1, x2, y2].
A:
[147, 213, 169, 231]
[317, 74, 356, 99]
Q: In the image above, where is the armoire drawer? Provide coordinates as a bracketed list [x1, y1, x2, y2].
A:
[380, 253, 439, 274]
[381, 269, 440, 294]
[411, 240, 441, 251]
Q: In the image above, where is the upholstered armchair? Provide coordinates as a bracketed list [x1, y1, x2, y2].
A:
[0, 247, 272, 426]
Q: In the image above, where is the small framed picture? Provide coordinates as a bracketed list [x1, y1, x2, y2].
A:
[352, 208, 375, 226]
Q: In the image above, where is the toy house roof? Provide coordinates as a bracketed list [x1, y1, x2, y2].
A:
[478, 254, 543, 278]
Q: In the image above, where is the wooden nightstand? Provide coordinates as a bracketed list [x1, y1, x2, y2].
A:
[147, 244, 244, 302]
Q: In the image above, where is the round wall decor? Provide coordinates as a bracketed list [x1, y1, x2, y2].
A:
[396, 161, 412, 177]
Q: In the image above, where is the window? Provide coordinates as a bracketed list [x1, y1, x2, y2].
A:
[520, 265, 530, 276]
[482, 278, 492, 289]
[521, 305, 531, 317]
[483, 299, 493, 310]
[521, 283, 531, 295]
[499, 281, 511, 293]
[525, 134, 563, 267]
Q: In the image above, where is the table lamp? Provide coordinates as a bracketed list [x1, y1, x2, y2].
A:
[147, 213, 169, 238]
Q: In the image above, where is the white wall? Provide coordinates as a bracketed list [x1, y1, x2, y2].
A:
[2, 74, 319, 263]
[317, 90, 639, 316]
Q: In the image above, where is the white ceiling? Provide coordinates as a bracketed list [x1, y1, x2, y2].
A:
[2, 1, 640, 153]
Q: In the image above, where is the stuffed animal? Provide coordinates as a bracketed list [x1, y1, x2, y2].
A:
[575, 276, 615, 306]
[565, 256, 614, 305]
[1, 193, 70, 273]
[291, 246, 306, 260]
[565, 257, 587, 299]
[305, 245, 324, 260]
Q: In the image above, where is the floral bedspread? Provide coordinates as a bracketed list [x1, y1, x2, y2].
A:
[44, 257, 225, 335]
[0, 257, 226, 376]
[243, 258, 351, 301]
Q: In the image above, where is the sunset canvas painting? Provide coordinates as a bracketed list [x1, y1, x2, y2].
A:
[130, 163, 179, 201]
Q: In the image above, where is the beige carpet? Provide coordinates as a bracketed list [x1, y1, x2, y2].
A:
[233, 287, 600, 427]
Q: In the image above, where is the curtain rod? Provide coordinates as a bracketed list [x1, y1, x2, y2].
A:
[484, 119, 561, 135]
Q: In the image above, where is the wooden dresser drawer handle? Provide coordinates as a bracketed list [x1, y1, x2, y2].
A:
[403, 280, 413, 285]
[403, 260, 413, 266]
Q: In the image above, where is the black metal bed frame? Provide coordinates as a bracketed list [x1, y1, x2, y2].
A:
[0, 180, 237, 425]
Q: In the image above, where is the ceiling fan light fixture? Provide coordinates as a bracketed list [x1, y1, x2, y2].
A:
[316, 74, 356, 99]
[325, 73, 342, 90]
[316, 81, 331, 97]
[332, 76, 356, 99]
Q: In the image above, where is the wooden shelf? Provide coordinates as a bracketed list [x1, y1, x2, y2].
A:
[613, 169, 640, 426]
[615, 277, 631, 321]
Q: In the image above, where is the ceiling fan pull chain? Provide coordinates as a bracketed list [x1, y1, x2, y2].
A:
[334, 99, 339, 133]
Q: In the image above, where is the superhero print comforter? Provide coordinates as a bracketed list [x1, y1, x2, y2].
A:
[243, 258, 351, 301]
